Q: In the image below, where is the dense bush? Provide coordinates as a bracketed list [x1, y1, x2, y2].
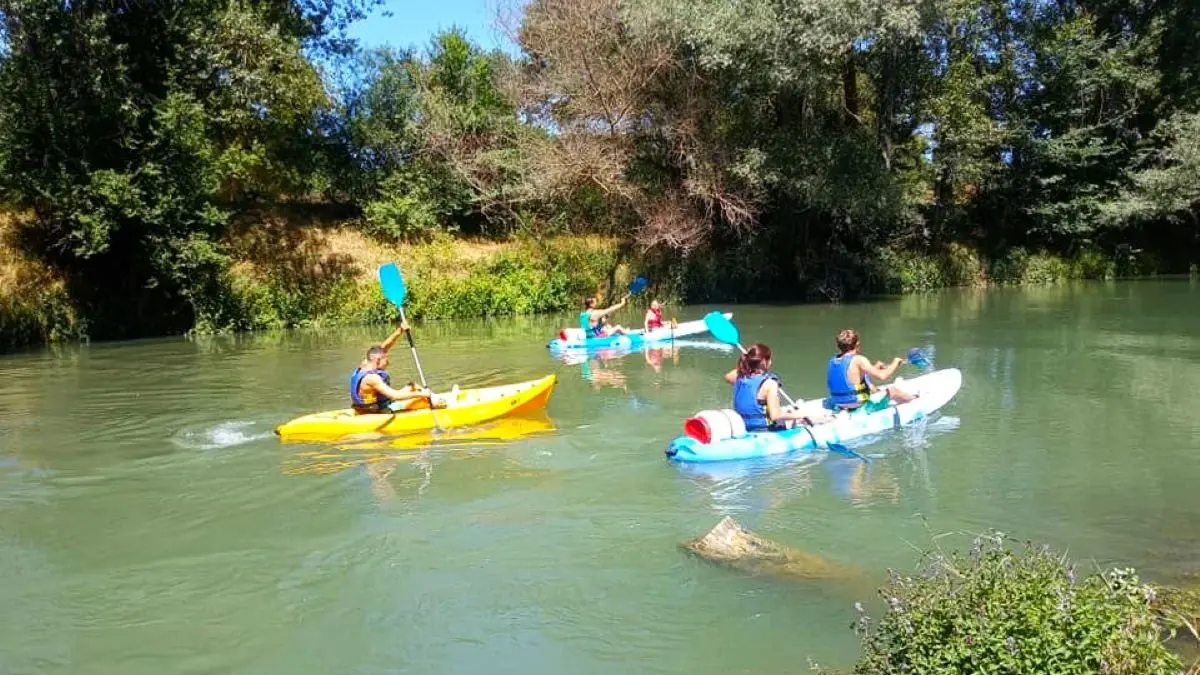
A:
[852, 532, 1182, 675]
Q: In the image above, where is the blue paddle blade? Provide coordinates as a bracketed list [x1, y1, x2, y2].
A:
[907, 348, 931, 369]
[628, 276, 648, 295]
[703, 311, 739, 346]
[378, 263, 407, 307]
[828, 442, 870, 462]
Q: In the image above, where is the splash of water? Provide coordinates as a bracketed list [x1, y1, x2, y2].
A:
[171, 420, 272, 450]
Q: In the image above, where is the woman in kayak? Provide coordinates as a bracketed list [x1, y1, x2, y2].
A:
[723, 343, 812, 431]
[580, 295, 629, 337]
[643, 299, 678, 333]
[826, 329, 915, 410]
[350, 321, 435, 414]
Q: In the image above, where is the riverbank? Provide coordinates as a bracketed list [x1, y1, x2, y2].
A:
[0, 209, 1189, 352]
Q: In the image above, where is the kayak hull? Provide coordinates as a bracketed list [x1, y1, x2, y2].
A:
[552, 339, 735, 365]
[666, 368, 962, 463]
[276, 375, 557, 442]
[547, 313, 732, 351]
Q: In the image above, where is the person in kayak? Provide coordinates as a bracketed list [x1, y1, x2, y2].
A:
[826, 328, 915, 410]
[643, 300, 678, 333]
[580, 295, 629, 337]
[350, 320, 435, 414]
[723, 343, 811, 431]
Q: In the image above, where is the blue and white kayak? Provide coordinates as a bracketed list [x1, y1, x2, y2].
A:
[552, 339, 735, 365]
[547, 313, 732, 351]
[665, 368, 962, 463]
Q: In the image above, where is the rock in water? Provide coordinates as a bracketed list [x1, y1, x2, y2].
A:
[683, 516, 862, 581]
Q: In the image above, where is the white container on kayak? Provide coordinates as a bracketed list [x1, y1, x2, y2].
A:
[683, 409, 747, 444]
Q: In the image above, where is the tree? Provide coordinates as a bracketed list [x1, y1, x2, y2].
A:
[0, 0, 371, 336]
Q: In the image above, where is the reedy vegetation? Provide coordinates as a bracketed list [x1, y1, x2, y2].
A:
[0, 0, 1197, 346]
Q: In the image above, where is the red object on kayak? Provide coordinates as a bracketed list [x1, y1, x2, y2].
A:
[683, 416, 711, 443]
[558, 329, 568, 341]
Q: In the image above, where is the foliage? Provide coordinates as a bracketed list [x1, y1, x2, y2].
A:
[335, 30, 524, 238]
[0, 0, 368, 339]
[402, 238, 618, 319]
[1, 0, 1199, 348]
[853, 532, 1182, 675]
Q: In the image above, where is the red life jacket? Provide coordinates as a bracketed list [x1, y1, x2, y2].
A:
[646, 307, 664, 329]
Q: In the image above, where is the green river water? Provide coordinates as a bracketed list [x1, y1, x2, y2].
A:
[2, 280, 1199, 675]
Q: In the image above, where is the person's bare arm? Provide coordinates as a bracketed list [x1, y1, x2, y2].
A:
[857, 354, 902, 382]
[644, 310, 654, 332]
[364, 374, 429, 402]
[595, 296, 628, 318]
[724, 368, 738, 384]
[762, 380, 806, 422]
[380, 320, 411, 351]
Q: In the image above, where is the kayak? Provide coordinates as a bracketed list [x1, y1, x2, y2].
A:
[329, 413, 557, 452]
[276, 375, 557, 442]
[665, 368, 962, 463]
[552, 339, 735, 365]
[547, 313, 732, 351]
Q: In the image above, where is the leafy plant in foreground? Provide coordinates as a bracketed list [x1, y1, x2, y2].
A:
[852, 532, 1181, 675]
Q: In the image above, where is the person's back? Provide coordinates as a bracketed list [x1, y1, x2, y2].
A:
[826, 328, 914, 409]
[724, 343, 804, 432]
[827, 330, 871, 410]
[733, 370, 775, 430]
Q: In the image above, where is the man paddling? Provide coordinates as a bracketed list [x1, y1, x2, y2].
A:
[826, 329, 915, 411]
[350, 321, 435, 414]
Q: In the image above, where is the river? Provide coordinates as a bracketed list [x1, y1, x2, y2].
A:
[2, 280, 1198, 674]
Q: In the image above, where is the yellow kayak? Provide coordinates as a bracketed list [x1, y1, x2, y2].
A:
[284, 414, 558, 475]
[275, 375, 557, 442]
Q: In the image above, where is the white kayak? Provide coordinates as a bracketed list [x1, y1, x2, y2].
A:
[665, 368, 963, 463]
[547, 313, 731, 351]
[552, 339, 734, 366]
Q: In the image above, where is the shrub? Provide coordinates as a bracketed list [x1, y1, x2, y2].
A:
[852, 532, 1181, 675]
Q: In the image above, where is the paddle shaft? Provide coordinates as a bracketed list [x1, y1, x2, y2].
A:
[397, 307, 429, 388]
[396, 308, 445, 431]
[732, 341, 798, 407]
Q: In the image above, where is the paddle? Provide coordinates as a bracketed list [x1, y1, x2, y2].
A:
[907, 347, 932, 369]
[858, 347, 932, 413]
[378, 263, 442, 426]
[702, 311, 868, 462]
[626, 275, 648, 296]
[378, 263, 428, 388]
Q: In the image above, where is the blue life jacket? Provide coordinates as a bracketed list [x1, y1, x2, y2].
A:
[733, 372, 781, 431]
[350, 367, 392, 412]
[580, 311, 604, 337]
[827, 354, 870, 407]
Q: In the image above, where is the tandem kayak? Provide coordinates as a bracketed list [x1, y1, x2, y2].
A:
[665, 368, 962, 463]
[276, 375, 557, 442]
[552, 339, 735, 365]
[547, 313, 732, 351]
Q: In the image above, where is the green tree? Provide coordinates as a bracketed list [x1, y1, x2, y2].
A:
[0, 0, 371, 337]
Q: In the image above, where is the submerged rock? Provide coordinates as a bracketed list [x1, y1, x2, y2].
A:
[683, 516, 862, 581]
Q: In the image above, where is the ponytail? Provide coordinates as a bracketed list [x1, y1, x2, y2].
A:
[736, 343, 772, 377]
